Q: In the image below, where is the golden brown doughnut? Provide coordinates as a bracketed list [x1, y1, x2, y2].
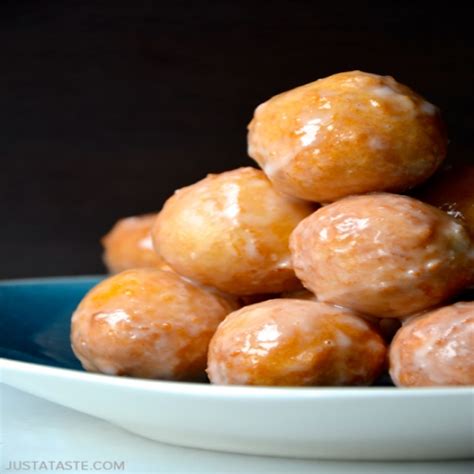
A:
[418, 164, 474, 237]
[290, 193, 473, 318]
[248, 71, 446, 202]
[207, 299, 386, 386]
[389, 302, 474, 386]
[153, 167, 314, 295]
[102, 214, 169, 273]
[71, 268, 238, 380]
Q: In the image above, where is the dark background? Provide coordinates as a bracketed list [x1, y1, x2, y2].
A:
[1, 2, 473, 279]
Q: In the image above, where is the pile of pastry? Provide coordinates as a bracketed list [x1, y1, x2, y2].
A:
[71, 71, 473, 387]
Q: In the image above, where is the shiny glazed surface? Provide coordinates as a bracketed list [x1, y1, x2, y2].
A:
[71, 268, 238, 380]
[248, 71, 447, 202]
[207, 299, 386, 386]
[153, 167, 314, 295]
[390, 302, 474, 386]
[290, 193, 473, 318]
[2, 278, 473, 460]
[102, 214, 167, 273]
[418, 164, 474, 237]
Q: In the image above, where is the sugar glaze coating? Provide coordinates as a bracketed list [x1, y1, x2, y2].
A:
[290, 193, 473, 318]
[248, 71, 446, 202]
[102, 214, 168, 273]
[71, 268, 238, 380]
[207, 299, 386, 386]
[418, 164, 474, 238]
[153, 167, 314, 295]
[390, 302, 474, 386]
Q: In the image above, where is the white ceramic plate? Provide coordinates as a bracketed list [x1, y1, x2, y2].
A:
[1, 277, 473, 461]
[2, 358, 473, 461]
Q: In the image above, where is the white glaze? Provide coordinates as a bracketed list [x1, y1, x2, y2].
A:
[208, 300, 385, 386]
[371, 85, 415, 114]
[71, 269, 236, 380]
[291, 194, 472, 318]
[335, 330, 352, 348]
[390, 302, 474, 386]
[276, 257, 292, 269]
[155, 167, 312, 295]
[138, 235, 154, 250]
[368, 136, 386, 150]
[93, 310, 130, 327]
[420, 101, 437, 116]
[221, 182, 241, 224]
[244, 236, 261, 260]
[411, 316, 472, 384]
[295, 117, 324, 147]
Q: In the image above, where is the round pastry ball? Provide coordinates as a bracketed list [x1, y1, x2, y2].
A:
[207, 299, 386, 386]
[71, 268, 238, 380]
[290, 193, 473, 318]
[248, 71, 447, 202]
[389, 302, 474, 386]
[102, 214, 168, 273]
[418, 164, 474, 237]
[153, 167, 314, 295]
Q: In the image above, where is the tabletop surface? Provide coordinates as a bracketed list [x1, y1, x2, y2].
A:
[2, 384, 473, 474]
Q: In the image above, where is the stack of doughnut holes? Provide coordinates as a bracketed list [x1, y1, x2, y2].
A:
[71, 71, 474, 388]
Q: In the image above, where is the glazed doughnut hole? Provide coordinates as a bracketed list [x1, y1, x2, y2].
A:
[71, 268, 238, 381]
[71, 70, 471, 389]
[102, 214, 169, 273]
[389, 302, 474, 387]
[418, 164, 474, 238]
[248, 71, 446, 202]
[290, 193, 473, 318]
[153, 167, 314, 295]
[207, 299, 387, 386]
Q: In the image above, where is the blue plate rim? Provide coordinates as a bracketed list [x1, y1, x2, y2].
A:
[2, 276, 473, 398]
[0, 275, 105, 285]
